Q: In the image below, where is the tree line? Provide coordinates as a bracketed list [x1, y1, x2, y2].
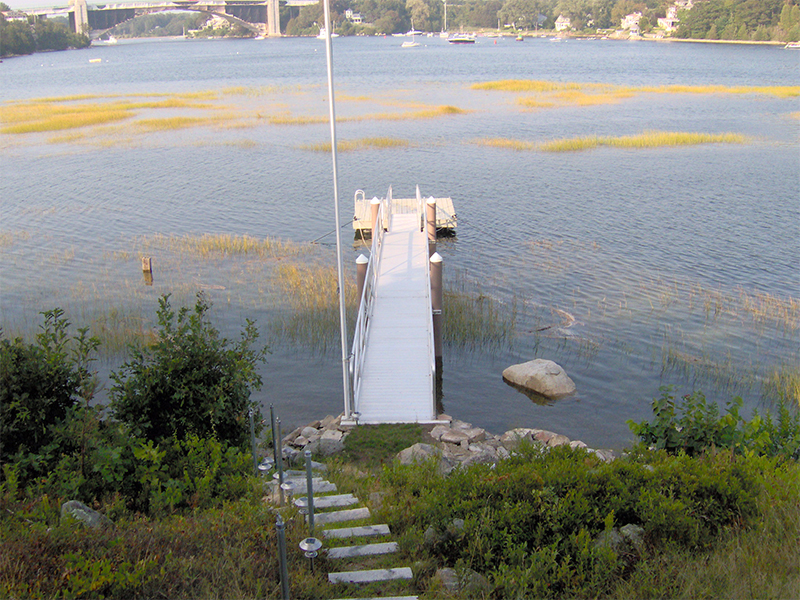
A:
[1, 4, 90, 57]
[287, 0, 799, 42]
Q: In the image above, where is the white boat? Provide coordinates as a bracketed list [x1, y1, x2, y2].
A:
[447, 33, 476, 44]
[785, 41, 800, 49]
[317, 27, 339, 39]
[401, 39, 419, 48]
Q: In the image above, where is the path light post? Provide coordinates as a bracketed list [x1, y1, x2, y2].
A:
[249, 407, 257, 475]
[275, 513, 290, 600]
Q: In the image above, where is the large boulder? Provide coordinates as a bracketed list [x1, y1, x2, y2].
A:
[502, 359, 576, 399]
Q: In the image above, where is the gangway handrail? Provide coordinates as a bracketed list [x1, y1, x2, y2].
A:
[420, 189, 437, 418]
[349, 186, 389, 419]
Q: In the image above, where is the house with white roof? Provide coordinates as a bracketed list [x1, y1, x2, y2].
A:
[555, 15, 571, 32]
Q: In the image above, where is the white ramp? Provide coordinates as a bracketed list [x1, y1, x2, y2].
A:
[356, 213, 435, 423]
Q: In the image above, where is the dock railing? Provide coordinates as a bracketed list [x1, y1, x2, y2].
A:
[418, 185, 437, 416]
[349, 187, 389, 420]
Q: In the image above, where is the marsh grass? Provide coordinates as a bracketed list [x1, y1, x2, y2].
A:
[541, 131, 748, 152]
[269, 263, 356, 348]
[444, 275, 518, 349]
[134, 116, 217, 132]
[137, 233, 306, 259]
[475, 137, 536, 151]
[475, 132, 746, 153]
[473, 79, 800, 99]
[0, 231, 30, 248]
[762, 364, 800, 408]
[300, 137, 410, 152]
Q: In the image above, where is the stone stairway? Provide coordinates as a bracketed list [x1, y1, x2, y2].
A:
[286, 473, 417, 600]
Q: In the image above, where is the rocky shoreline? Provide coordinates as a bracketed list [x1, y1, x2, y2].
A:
[281, 413, 615, 471]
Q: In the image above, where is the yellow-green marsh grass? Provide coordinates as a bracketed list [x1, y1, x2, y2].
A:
[444, 273, 519, 348]
[516, 98, 557, 110]
[473, 79, 800, 99]
[137, 233, 307, 259]
[48, 131, 87, 144]
[1, 107, 132, 134]
[762, 364, 800, 408]
[134, 116, 219, 132]
[540, 131, 748, 152]
[474, 137, 537, 151]
[0, 230, 30, 248]
[267, 114, 328, 125]
[269, 263, 356, 347]
[301, 137, 410, 152]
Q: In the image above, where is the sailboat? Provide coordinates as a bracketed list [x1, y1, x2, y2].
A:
[402, 20, 421, 47]
[317, 26, 339, 39]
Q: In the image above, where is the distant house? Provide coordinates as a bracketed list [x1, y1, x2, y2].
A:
[555, 15, 571, 32]
[344, 9, 363, 25]
[1, 10, 29, 22]
[658, 6, 681, 32]
[621, 12, 642, 30]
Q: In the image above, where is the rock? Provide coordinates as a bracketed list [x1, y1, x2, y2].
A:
[318, 436, 344, 456]
[283, 426, 303, 445]
[60, 500, 114, 530]
[595, 524, 645, 560]
[301, 426, 318, 439]
[440, 429, 470, 445]
[570, 440, 588, 449]
[320, 414, 337, 429]
[397, 443, 441, 465]
[499, 428, 537, 451]
[463, 427, 487, 443]
[293, 435, 309, 447]
[369, 491, 387, 510]
[434, 567, 490, 596]
[591, 449, 616, 462]
[429, 424, 451, 441]
[546, 434, 571, 448]
[502, 358, 576, 399]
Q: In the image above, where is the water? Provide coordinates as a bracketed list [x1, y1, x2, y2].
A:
[2, 36, 798, 449]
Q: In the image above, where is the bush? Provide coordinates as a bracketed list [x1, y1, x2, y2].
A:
[628, 386, 800, 459]
[110, 294, 267, 450]
[0, 310, 98, 477]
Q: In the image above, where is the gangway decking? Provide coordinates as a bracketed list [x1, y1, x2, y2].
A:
[344, 186, 448, 425]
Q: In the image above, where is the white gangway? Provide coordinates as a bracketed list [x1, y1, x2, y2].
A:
[344, 186, 442, 425]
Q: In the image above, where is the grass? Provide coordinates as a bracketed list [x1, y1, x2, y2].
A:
[269, 263, 357, 348]
[476, 131, 748, 153]
[444, 274, 518, 349]
[340, 423, 430, 469]
[300, 137, 410, 152]
[136, 233, 306, 259]
[762, 364, 800, 409]
[473, 79, 800, 99]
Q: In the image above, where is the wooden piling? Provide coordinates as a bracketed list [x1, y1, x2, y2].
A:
[141, 256, 153, 286]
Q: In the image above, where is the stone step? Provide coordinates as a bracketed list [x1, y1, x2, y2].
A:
[315, 507, 370, 525]
[326, 541, 399, 560]
[328, 567, 413, 584]
[333, 597, 418, 600]
[295, 493, 358, 510]
[323, 524, 391, 539]
[271, 478, 337, 495]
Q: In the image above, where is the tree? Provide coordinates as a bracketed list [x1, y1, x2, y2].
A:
[110, 294, 267, 450]
[0, 19, 35, 56]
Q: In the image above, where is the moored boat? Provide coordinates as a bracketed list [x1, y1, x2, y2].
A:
[448, 33, 476, 44]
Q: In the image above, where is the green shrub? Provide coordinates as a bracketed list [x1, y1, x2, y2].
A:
[0, 309, 98, 479]
[628, 386, 800, 459]
[110, 293, 267, 449]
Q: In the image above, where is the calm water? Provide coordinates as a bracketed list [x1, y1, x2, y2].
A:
[1, 36, 798, 449]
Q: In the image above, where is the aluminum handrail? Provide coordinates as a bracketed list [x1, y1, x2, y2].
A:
[421, 203, 437, 419]
[349, 187, 389, 417]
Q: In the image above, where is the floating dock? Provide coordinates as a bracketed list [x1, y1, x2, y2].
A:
[353, 190, 456, 237]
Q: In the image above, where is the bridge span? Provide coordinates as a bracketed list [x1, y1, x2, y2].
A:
[26, 0, 316, 37]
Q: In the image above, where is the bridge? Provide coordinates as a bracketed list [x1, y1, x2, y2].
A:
[26, 0, 317, 37]
[346, 186, 455, 425]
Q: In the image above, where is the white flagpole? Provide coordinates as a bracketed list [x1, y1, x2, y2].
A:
[322, 0, 353, 419]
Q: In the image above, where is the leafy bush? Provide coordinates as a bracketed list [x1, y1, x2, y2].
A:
[110, 294, 267, 449]
[0, 309, 98, 478]
[628, 386, 800, 459]
[380, 444, 768, 598]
